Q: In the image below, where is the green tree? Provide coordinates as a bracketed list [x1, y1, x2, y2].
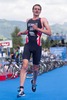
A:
[45, 37, 50, 48]
[41, 38, 45, 48]
[11, 27, 23, 48]
[41, 37, 51, 48]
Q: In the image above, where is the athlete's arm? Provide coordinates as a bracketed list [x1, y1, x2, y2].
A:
[17, 30, 28, 36]
[32, 18, 51, 36]
[17, 19, 29, 36]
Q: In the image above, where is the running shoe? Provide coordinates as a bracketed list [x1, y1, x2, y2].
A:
[31, 79, 37, 92]
[17, 86, 25, 98]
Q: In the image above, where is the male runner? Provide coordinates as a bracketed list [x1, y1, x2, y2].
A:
[17, 4, 51, 97]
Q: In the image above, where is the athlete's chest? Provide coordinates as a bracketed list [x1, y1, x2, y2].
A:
[27, 18, 42, 28]
[27, 20, 39, 28]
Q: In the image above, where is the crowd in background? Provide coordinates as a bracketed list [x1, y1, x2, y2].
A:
[0, 47, 67, 79]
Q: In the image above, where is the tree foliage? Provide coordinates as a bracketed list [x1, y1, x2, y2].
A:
[11, 27, 23, 48]
[41, 36, 60, 48]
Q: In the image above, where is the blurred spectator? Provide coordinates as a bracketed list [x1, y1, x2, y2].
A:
[10, 51, 15, 60]
[15, 46, 20, 65]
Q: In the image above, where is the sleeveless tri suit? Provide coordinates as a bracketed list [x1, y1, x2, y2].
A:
[23, 18, 42, 65]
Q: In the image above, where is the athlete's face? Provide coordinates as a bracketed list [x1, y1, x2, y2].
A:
[32, 6, 41, 17]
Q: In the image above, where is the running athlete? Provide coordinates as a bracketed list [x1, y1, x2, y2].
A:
[17, 4, 51, 97]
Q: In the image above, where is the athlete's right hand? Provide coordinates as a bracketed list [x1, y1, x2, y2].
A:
[17, 32, 22, 36]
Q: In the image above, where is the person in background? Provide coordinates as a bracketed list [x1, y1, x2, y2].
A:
[15, 46, 20, 65]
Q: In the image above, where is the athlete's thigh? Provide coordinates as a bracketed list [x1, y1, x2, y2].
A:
[33, 46, 42, 65]
[22, 43, 31, 60]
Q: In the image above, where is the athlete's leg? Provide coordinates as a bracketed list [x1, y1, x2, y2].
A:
[32, 64, 39, 85]
[31, 64, 39, 92]
[17, 43, 30, 97]
[20, 44, 30, 89]
[32, 45, 42, 84]
[31, 46, 42, 92]
[20, 59, 29, 88]
[17, 59, 29, 97]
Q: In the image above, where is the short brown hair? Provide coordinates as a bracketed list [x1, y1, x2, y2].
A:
[32, 4, 42, 10]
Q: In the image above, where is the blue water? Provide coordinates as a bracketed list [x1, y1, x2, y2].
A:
[0, 66, 67, 100]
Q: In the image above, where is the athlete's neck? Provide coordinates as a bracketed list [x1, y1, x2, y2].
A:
[32, 16, 39, 20]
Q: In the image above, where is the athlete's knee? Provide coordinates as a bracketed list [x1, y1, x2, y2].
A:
[21, 66, 28, 72]
[21, 59, 28, 71]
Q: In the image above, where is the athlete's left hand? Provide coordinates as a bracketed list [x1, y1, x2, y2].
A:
[32, 24, 38, 30]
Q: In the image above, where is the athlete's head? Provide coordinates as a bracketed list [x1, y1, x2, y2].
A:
[32, 4, 42, 16]
[32, 4, 42, 11]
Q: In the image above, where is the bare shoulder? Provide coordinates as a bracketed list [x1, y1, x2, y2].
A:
[41, 17, 48, 23]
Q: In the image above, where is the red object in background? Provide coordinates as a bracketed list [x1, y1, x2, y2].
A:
[0, 75, 6, 81]
[7, 73, 13, 78]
